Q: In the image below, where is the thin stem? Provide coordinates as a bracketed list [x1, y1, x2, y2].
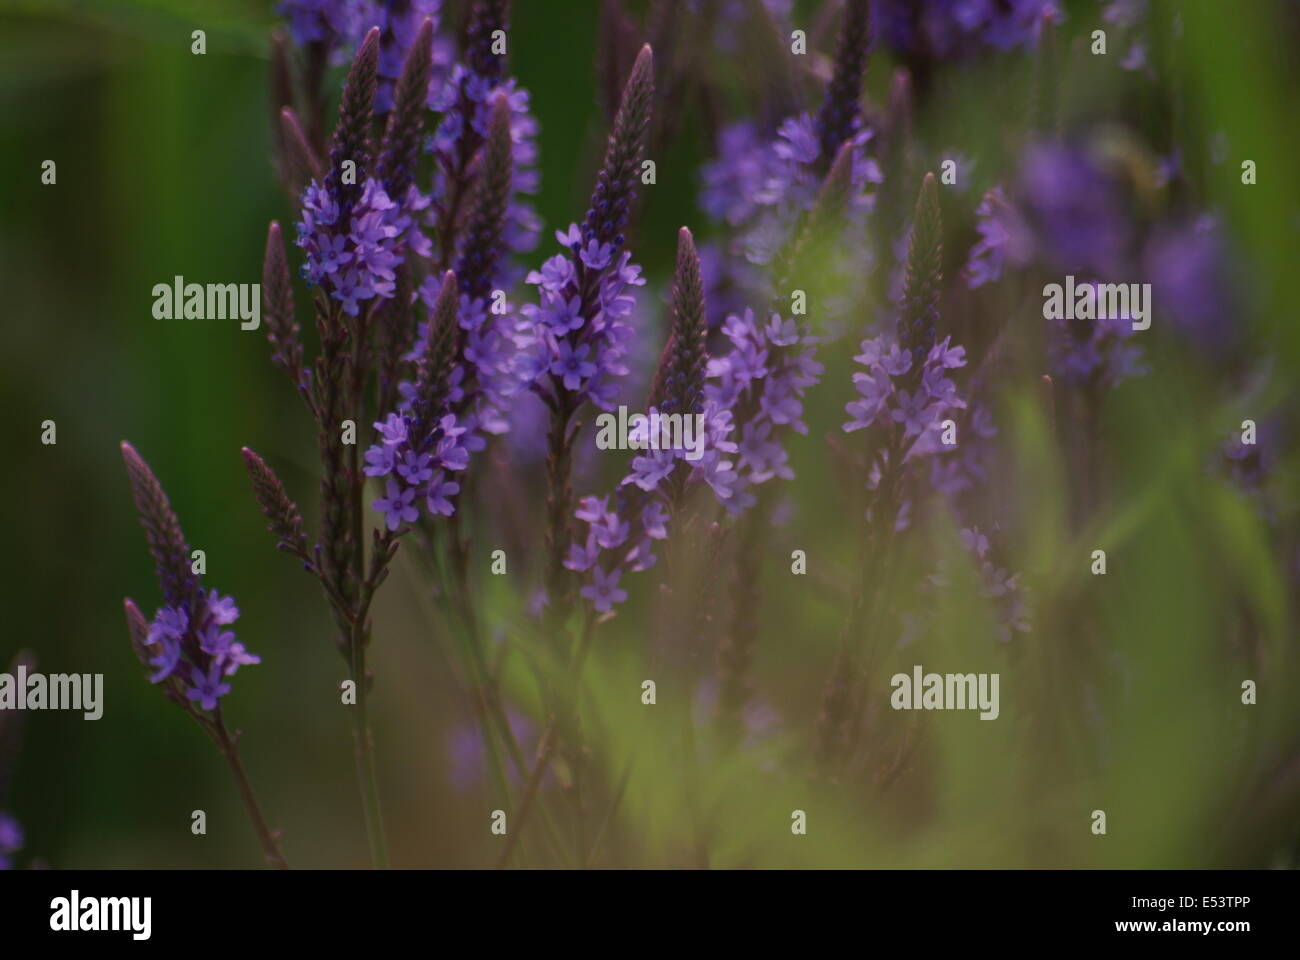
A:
[494, 721, 557, 869]
[212, 719, 289, 869]
[496, 613, 597, 868]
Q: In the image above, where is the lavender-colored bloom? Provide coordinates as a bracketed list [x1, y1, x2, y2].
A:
[373, 478, 420, 530]
[353, 0, 452, 114]
[279, 0, 363, 55]
[207, 590, 239, 625]
[447, 704, 542, 792]
[699, 116, 881, 322]
[515, 222, 647, 411]
[872, 0, 1061, 61]
[706, 307, 823, 513]
[296, 176, 429, 316]
[843, 333, 968, 454]
[580, 566, 629, 613]
[962, 526, 1030, 641]
[1018, 142, 1134, 278]
[425, 471, 459, 516]
[1046, 282, 1147, 389]
[186, 664, 233, 712]
[1144, 214, 1240, 354]
[964, 186, 1033, 288]
[144, 588, 260, 698]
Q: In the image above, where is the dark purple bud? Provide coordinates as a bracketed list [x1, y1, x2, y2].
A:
[328, 26, 380, 215]
[120, 442, 197, 609]
[241, 447, 310, 558]
[263, 221, 303, 383]
[899, 172, 943, 359]
[377, 17, 434, 198]
[814, 0, 871, 168]
[455, 93, 514, 300]
[465, 0, 511, 84]
[650, 226, 708, 416]
[582, 43, 654, 248]
[412, 271, 461, 441]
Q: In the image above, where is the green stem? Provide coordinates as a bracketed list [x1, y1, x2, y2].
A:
[211, 718, 289, 869]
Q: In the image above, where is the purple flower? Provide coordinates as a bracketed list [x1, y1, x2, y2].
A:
[425, 471, 459, 516]
[147, 606, 188, 646]
[395, 450, 435, 485]
[219, 642, 262, 677]
[364, 444, 397, 477]
[699, 114, 880, 324]
[872, 0, 1060, 60]
[279, 0, 362, 54]
[206, 590, 239, 625]
[551, 341, 597, 392]
[964, 187, 1033, 288]
[297, 177, 426, 317]
[580, 566, 628, 613]
[199, 621, 235, 659]
[373, 479, 419, 530]
[186, 663, 233, 712]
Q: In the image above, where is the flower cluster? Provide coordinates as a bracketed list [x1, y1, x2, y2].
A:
[279, 0, 364, 55]
[872, 0, 1061, 61]
[843, 332, 968, 455]
[959, 527, 1030, 643]
[430, 66, 542, 262]
[929, 403, 998, 498]
[964, 186, 1033, 288]
[564, 399, 739, 612]
[296, 177, 430, 316]
[1046, 282, 1147, 389]
[515, 224, 646, 411]
[362, 0, 452, 114]
[700, 116, 881, 315]
[705, 309, 824, 512]
[144, 590, 261, 711]
[364, 410, 471, 529]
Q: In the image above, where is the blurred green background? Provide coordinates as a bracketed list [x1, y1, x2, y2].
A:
[1, 0, 1298, 868]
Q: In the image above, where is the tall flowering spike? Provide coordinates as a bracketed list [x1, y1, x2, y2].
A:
[328, 26, 380, 214]
[262, 222, 303, 381]
[778, 140, 856, 291]
[583, 43, 655, 248]
[279, 107, 324, 187]
[898, 172, 943, 359]
[456, 93, 514, 300]
[415, 271, 461, 419]
[465, 0, 510, 83]
[120, 442, 196, 609]
[377, 17, 434, 197]
[814, 0, 871, 167]
[241, 447, 310, 558]
[651, 226, 709, 415]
